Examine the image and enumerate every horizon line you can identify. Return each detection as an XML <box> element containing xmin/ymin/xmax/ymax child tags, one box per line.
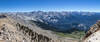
<box><xmin>0</xmin><ymin>10</ymin><xmax>100</xmax><ymax>13</ymax></box>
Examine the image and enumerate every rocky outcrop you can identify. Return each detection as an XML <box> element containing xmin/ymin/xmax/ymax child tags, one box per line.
<box><xmin>0</xmin><ymin>15</ymin><xmax>59</xmax><ymax>42</ymax></box>
<box><xmin>83</xmin><ymin>20</ymin><xmax>100</xmax><ymax>42</ymax></box>
<box><xmin>16</xmin><ymin>23</ymin><xmax>53</xmax><ymax>42</ymax></box>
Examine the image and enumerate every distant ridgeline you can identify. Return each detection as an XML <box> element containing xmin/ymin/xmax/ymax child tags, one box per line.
<box><xmin>7</xmin><ymin>11</ymin><xmax>100</xmax><ymax>32</ymax></box>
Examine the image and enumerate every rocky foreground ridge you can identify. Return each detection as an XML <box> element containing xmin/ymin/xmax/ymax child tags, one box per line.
<box><xmin>0</xmin><ymin>15</ymin><xmax>78</xmax><ymax>42</ymax></box>
<box><xmin>83</xmin><ymin>20</ymin><xmax>100</xmax><ymax>42</ymax></box>
<box><xmin>0</xmin><ymin>15</ymin><xmax>57</xmax><ymax>42</ymax></box>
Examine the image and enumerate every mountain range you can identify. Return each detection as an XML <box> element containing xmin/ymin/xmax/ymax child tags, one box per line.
<box><xmin>6</xmin><ymin>11</ymin><xmax>100</xmax><ymax>32</ymax></box>
<box><xmin>0</xmin><ymin>11</ymin><xmax>100</xmax><ymax>42</ymax></box>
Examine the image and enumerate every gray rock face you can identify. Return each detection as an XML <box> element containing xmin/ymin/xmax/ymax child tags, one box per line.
<box><xmin>0</xmin><ymin>15</ymin><xmax>58</xmax><ymax>42</ymax></box>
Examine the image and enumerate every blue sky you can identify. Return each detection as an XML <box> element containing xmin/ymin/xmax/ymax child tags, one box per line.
<box><xmin>0</xmin><ymin>0</ymin><xmax>100</xmax><ymax>12</ymax></box>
